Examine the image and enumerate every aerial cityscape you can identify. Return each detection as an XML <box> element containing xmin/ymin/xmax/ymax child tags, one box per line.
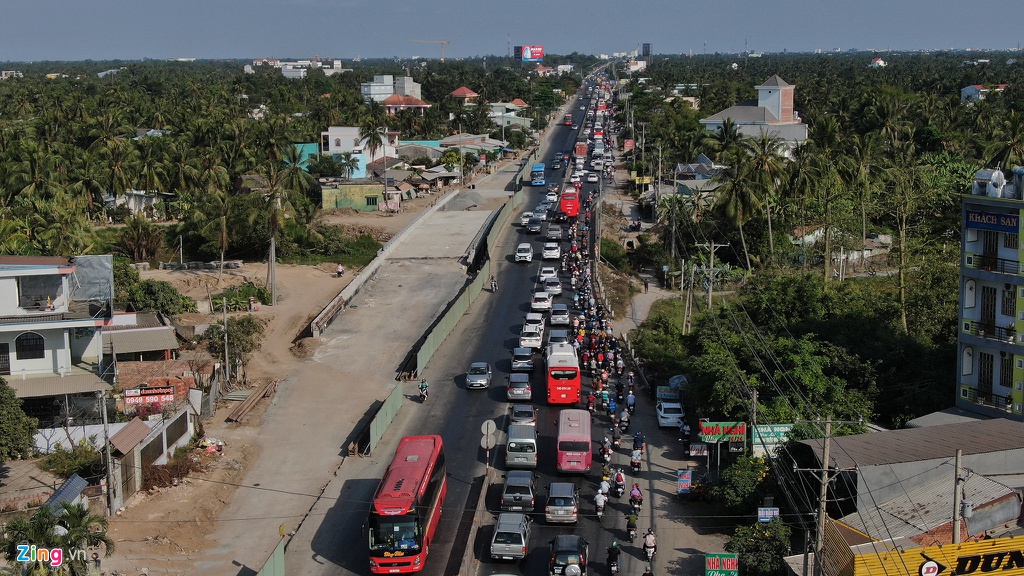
<box><xmin>2</xmin><ymin>4</ymin><xmax>1024</xmax><ymax>576</ymax></box>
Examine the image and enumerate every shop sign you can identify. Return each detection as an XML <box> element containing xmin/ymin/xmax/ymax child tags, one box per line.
<box><xmin>966</xmin><ymin>210</ymin><xmax>1018</xmax><ymax>234</ymax></box>
<box><xmin>700</xmin><ymin>421</ymin><xmax>747</xmax><ymax>443</ymax></box>
<box><xmin>677</xmin><ymin>470</ymin><xmax>692</xmax><ymax>494</ymax></box>
<box><xmin>705</xmin><ymin>553</ymin><xmax>739</xmax><ymax>576</ymax></box>
<box><xmin>853</xmin><ymin>535</ymin><xmax>1024</xmax><ymax>576</ymax></box>
<box><xmin>124</xmin><ymin>385</ymin><xmax>175</xmax><ymax>405</ymax></box>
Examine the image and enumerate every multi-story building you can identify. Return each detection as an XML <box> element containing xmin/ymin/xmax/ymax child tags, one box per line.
<box><xmin>359</xmin><ymin>75</ymin><xmax>422</xmax><ymax>103</ymax></box>
<box><xmin>0</xmin><ymin>256</ymin><xmax>113</xmax><ymax>419</ymax></box>
<box><xmin>957</xmin><ymin>167</ymin><xmax>1024</xmax><ymax>420</ymax></box>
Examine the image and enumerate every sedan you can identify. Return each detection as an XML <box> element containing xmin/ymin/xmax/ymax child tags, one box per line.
<box><xmin>511</xmin><ymin>347</ymin><xmax>535</xmax><ymax>372</ymax></box>
<box><xmin>539</xmin><ymin>267</ymin><xmax>558</xmax><ymax>282</ymax></box>
<box><xmin>466</xmin><ymin>362</ymin><xmax>492</xmax><ymax>389</ymax></box>
<box><xmin>545</xmin><ymin>191</ymin><xmax>559</xmax><ymax>203</ymax></box>
<box><xmin>542</xmin><ymin>243</ymin><xmax>561</xmax><ymax>260</ymax></box>
<box><xmin>569</xmin><ymin>173</ymin><xmax>581</xmax><ymax>184</ymax></box>
<box><xmin>544</xmin><ymin>277</ymin><xmax>563</xmax><ymax>296</ymax></box>
<box><xmin>586</xmin><ymin>173</ymin><xmax>599</xmax><ymax>183</ymax></box>
<box><xmin>519</xmin><ymin>211</ymin><xmax>535</xmax><ymax>227</ymax></box>
<box><xmin>519</xmin><ymin>325</ymin><xmax>543</xmax><ymax>349</ymax></box>
<box><xmin>510</xmin><ymin>404</ymin><xmax>537</xmax><ymax>425</ymax></box>
<box><xmin>530</xmin><ymin>292</ymin><xmax>552</xmax><ymax>312</ymax></box>
<box><xmin>656</xmin><ymin>401</ymin><xmax>686</xmax><ymax>428</ymax></box>
<box><xmin>507</xmin><ymin>374</ymin><xmax>532</xmax><ymax>401</ymax></box>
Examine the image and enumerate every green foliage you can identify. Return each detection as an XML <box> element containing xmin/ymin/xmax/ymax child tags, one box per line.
<box><xmin>0</xmin><ymin>379</ymin><xmax>37</xmax><ymax>464</ymax></box>
<box><xmin>39</xmin><ymin>440</ymin><xmax>104</xmax><ymax>481</ymax></box>
<box><xmin>113</xmin><ymin>257</ymin><xmax>141</xmax><ymax>302</ymax></box>
<box><xmin>712</xmin><ymin>456</ymin><xmax>772</xmax><ymax>512</ymax></box>
<box><xmin>211</xmin><ymin>282</ymin><xmax>273</xmax><ymax>312</ymax></box>
<box><xmin>310</xmin><ymin>227</ymin><xmax>383</xmax><ymax>267</ymax></box>
<box><xmin>0</xmin><ymin>501</ymin><xmax>114</xmax><ymax>573</ymax></box>
<box><xmin>600</xmin><ymin>238</ymin><xmax>630</xmax><ymax>271</ymax></box>
<box><xmin>117</xmin><ymin>214</ymin><xmax>166</xmax><ymax>262</ymax></box>
<box><xmin>206</xmin><ymin>315</ymin><xmax>265</xmax><ymax>375</ymax></box>
<box><xmin>725</xmin><ymin>518</ymin><xmax>792</xmax><ymax>576</ymax></box>
<box><xmin>128</xmin><ymin>279</ymin><xmax>197</xmax><ymax>316</ymax></box>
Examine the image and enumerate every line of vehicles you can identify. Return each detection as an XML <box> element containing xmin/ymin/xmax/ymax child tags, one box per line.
<box><xmin>366</xmin><ymin>78</ymin><xmax>627</xmax><ymax>575</ymax></box>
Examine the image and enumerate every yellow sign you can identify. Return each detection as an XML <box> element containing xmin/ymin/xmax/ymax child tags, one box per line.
<box><xmin>635</xmin><ymin>176</ymin><xmax>652</xmax><ymax>184</ymax></box>
<box><xmin>854</xmin><ymin>536</ymin><xmax>1024</xmax><ymax>576</ymax></box>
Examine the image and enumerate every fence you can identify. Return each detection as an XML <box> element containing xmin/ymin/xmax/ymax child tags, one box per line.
<box><xmin>367</xmin><ymin>384</ymin><xmax>404</xmax><ymax>455</ymax></box>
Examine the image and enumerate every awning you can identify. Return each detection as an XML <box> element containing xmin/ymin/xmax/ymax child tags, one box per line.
<box><xmin>103</xmin><ymin>327</ymin><xmax>179</xmax><ymax>354</ymax></box>
<box><xmin>7</xmin><ymin>374</ymin><xmax>112</xmax><ymax>398</ymax></box>
<box><xmin>110</xmin><ymin>417</ymin><xmax>153</xmax><ymax>455</ymax></box>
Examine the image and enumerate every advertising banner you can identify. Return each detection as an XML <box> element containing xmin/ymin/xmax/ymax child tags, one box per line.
<box><xmin>677</xmin><ymin>470</ymin><xmax>692</xmax><ymax>494</ymax></box>
<box><xmin>966</xmin><ymin>210</ymin><xmax>1018</xmax><ymax>233</ymax></box>
<box><xmin>852</xmin><ymin>535</ymin><xmax>1024</xmax><ymax>576</ymax></box>
<box><xmin>753</xmin><ymin>424</ymin><xmax>793</xmax><ymax>457</ymax></box>
<box><xmin>700</xmin><ymin>421</ymin><xmax>747</xmax><ymax>443</ymax></box>
<box><xmin>124</xmin><ymin>385</ymin><xmax>175</xmax><ymax>405</ymax></box>
<box><xmin>705</xmin><ymin>553</ymin><xmax>739</xmax><ymax>576</ymax></box>
<box><xmin>515</xmin><ymin>45</ymin><xmax>545</xmax><ymax>62</ymax></box>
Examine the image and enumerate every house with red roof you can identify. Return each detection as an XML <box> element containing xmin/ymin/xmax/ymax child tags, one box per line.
<box><xmin>451</xmin><ymin>86</ymin><xmax>479</xmax><ymax>102</ymax></box>
<box><xmin>869</xmin><ymin>57</ymin><xmax>887</xmax><ymax>68</ymax></box>
<box><xmin>382</xmin><ymin>94</ymin><xmax>432</xmax><ymax>116</ymax></box>
<box><xmin>961</xmin><ymin>84</ymin><xmax>1009</xmax><ymax>103</ymax></box>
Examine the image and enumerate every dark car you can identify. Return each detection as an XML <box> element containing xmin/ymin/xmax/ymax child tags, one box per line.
<box><xmin>548</xmin><ymin>534</ymin><xmax>589</xmax><ymax>576</ymax></box>
<box><xmin>552</xmin><ymin>210</ymin><xmax>568</xmax><ymax>223</ymax></box>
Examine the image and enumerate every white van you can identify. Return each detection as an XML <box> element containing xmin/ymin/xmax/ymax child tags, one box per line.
<box><xmin>506</xmin><ymin>423</ymin><xmax>539</xmax><ymax>469</ymax></box>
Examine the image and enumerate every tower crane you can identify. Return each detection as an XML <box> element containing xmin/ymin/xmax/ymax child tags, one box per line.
<box><xmin>409</xmin><ymin>39</ymin><xmax>452</xmax><ymax>63</ymax></box>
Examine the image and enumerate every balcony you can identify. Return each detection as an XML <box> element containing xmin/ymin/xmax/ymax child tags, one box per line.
<box><xmin>965</xmin><ymin>254</ymin><xmax>1020</xmax><ymax>275</ymax></box>
<box><xmin>964</xmin><ymin>320</ymin><xmax>1017</xmax><ymax>343</ymax></box>
<box><xmin>962</xmin><ymin>387</ymin><xmax>1013</xmax><ymax>412</ymax></box>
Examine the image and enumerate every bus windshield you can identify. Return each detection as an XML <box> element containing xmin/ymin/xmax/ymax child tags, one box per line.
<box><xmin>368</xmin><ymin>516</ymin><xmax>422</xmax><ymax>553</ymax></box>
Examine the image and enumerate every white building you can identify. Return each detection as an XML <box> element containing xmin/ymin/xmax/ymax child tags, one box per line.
<box><xmin>961</xmin><ymin>84</ymin><xmax>1009</xmax><ymax>103</ymax></box>
<box><xmin>0</xmin><ymin>255</ymin><xmax>112</xmax><ymax>401</ymax></box>
<box><xmin>360</xmin><ymin>75</ymin><xmax>422</xmax><ymax>103</ymax></box>
<box><xmin>699</xmin><ymin>75</ymin><xmax>808</xmax><ymax>150</ymax></box>
<box><xmin>248</xmin><ymin>58</ymin><xmax>349</xmax><ymax>78</ymax></box>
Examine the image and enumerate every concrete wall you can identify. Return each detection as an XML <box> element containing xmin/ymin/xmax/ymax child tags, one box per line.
<box><xmin>0</xmin><ymin>327</ymin><xmax>70</xmax><ymax>375</ymax></box>
<box><xmin>322</xmin><ymin>183</ymin><xmax>385</xmax><ymax>211</ymax></box>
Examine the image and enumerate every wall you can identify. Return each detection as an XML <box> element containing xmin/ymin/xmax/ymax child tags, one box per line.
<box><xmin>0</xmin><ymin>326</ymin><xmax>68</xmax><ymax>375</ymax></box>
<box><xmin>322</xmin><ymin>183</ymin><xmax>385</xmax><ymax>211</ymax></box>
<box><xmin>70</xmin><ymin>327</ymin><xmax>101</xmax><ymax>364</ymax></box>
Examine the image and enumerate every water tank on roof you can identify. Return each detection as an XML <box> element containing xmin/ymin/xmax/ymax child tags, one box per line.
<box><xmin>988</xmin><ymin>170</ymin><xmax>1006</xmax><ymax>197</ymax></box>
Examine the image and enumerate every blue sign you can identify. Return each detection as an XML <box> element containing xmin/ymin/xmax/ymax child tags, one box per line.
<box><xmin>966</xmin><ymin>210</ymin><xmax>1019</xmax><ymax>234</ymax></box>
<box><xmin>677</xmin><ymin>470</ymin><xmax>692</xmax><ymax>494</ymax></box>
<box><xmin>758</xmin><ymin>507</ymin><xmax>780</xmax><ymax>522</ymax></box>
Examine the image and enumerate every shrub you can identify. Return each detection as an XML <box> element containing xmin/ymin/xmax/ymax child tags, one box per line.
<box><xmin>40</xmin><ymin>441</ymin><xmax>104</xmax><ymax>482</ymax></box>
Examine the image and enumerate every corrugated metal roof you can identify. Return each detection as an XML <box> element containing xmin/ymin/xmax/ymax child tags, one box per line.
<box><xmin>798</xmin><ymin>419</ymin><xmax>1024</xmax><ymax>468</ymax></box>
<box><xmin>110</xmin><ymin>417</ymin><xmax>153</xmax><ymax>455</ymax></box>
<box><xmin>906</xmin><ymin>407</ymin><xmax>991</xmax><ymax>428</ymax></box>
<box><xmin>837</xmin><ymin>462</ymin><xmax>1016</xmax><ymax>539</ymax></box>
<box><xmin>44</xmin><ymin>473</ymin><xmax>88</xmax><ymax>510</ymax></box>
<box><xmin>7</xmin><ymin>374</ymin><xmax>111</xmax><ymax>398</ymax></box>
<box><xmin>104</xmin><ymin>327</ymin><xmax>179</xmax><ymax>354</ymax></box>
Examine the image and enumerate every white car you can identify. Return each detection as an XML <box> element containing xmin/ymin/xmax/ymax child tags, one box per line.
<box><xmin>519</xmin><ymin>211</ymin><xmax>534</xmax><ymax>226</ymax></box>
<box><xmin>542</xmin><ymin>243</ymin><xmax>561</xmax><ymax>260</ymax></box>
<box><xmin>569</xmin><ymin>173</ymin><xmax>581</xmax><ymax>184</ymax></box>
<box><xmin>544</xmin><ymin>277</ymin><xmax>562</xmax><ymax>296</ymax></box>
<box><xmin>539</xmin><ymin>267</ymin><xmax>558</xmax><ymax>282</ymax></box>
<box><xmin>546</xmin><ymin>191</ymin><xmax>559</xmax><ymax>203</ymax></box>
<box><xmin>524</xmin><ymin>312</ymin><xmax>545</xmax><ymax>330</ymax></box>
<box><xmin>519</xmin><ymin>324</ymin><xmax>543</xmax><ymax>349</ymax></box>
<box><xmin>549</xmin><ymin>304</ymin><xmax>571</xmax><ymax>325</ymax></box>
<box><xmin>656</xmin><ymin>402</ymin><xmax>685</xmax><ymax>428</ymax></box>
<box><xmin>530</xmin><ymin>291</ymin><xmax>552</xmax><ymax>312</ymax></box>
<box><xmin>515</xmin><ymin>243</ymin><xmax>533</xmax><ymax>263</ymax></box>
<box><xmin>586</xmin><ymin>173</ymin><xmax>599</xmax><ymax>183</ymax></box>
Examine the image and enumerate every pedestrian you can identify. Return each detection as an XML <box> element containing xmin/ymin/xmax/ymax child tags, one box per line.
<box><xmin>643</xmin><ymin>278</ymin><xmax>649</xmax><ymax>293</ymax></box>
<box><xmin>336</xmin><ymin>264</ymin><xmax>345</xmax><ymax>277</ymax></box>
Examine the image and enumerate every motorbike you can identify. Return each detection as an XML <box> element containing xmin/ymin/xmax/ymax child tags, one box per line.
<box><xmin>613</xmin><ymin>480</ymin><xmax>625</xmax><ymax>498</ymax></box>
<box><xmin>587</xmin><ymin>399</ymin><xmax>596</xmax><ymax>415</ymax></box>
<box><xmin>609</xmin><ymin>558</ymin><xmax>619</xmax><ymax>573</ymax></box>
<box><xmin>602</xmin><ymin>449</ymin><xmax>613</xmax><ymax>464</ymax></box>
<box><xmin>630</xmin><ymin>459</ymin><xmax>641</xmax><ymax>475</ymax></box>
<box><xmin>596</xmin><ymin>502</ymin><xmax>605</xmax><ymax>522</ymax></box>
<box><xmin>619</xmin><ymin>418</ymin><xmax>630</xmax><ymax>433</ymax></box>
<box><xmin>612</xmin><ymin>435</ymin><xmax>621</xmax><ymax>449</ymax></box>
<box><xmin>627</xmin><ymin>525</ymin><xmax>637</xmax><ymax>542</ymax></box>
<box><xmin>644</xmin><ymin>543</ymin><xmax>656</xmax><ymax>560</ymax></box>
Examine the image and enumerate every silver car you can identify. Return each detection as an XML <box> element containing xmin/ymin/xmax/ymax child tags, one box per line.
<box><xmin>507</xmin><ymin>373</ymin><xmax>532</xmax><ymax>401</ymax></box>
<box><xmin>466</xmin><ymin>362</ymin><xmax>492</xmax><ymax>389</ymax></box>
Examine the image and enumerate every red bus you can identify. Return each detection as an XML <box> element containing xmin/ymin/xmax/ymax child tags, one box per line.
<box><xmin>546</xmin><ymin>343</ymin><xmax>582</xmax><ymax>405</ymax></box>
<box><xmin>368</xmin><ymin>435</ymin><xmax>447</xmax><ymax>574</ymax></box>
<box><xmin>564</xmin><ymin>113</ymin><xmax>573</xmax><ymax>126</ymax></box>
<box><xmin>559</xmin><ymin>191</ymin><xmax>580</xmax><ymax>218</ymax></box>
<box><xmin>556</xmin><ymin>409</ymin><xmax>593</xmax><ymax>473</ymax></box>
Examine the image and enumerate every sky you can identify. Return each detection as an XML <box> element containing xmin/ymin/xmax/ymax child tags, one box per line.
<box><xmin>2</xmin><ymin>0</ymin><xmax>1021</xmax><ymax>62</ymax></box>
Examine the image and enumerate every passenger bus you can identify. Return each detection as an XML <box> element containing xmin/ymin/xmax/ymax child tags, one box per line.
<box><xmin>559</xmin><ymin>191</ymin><xmax>580</xmax><ymax>218</ymax></box>
<box><xmin>556</xmin><ymin>409</ymin><xmax>593</xmax><ymax>473</ymax></box>
<box><xmin>546</xmin><ymin>343</ymin><xmax>582</xmax><ymax>405</ymax></box>
<box><xmin>564</xmin><ymin>113</ymin><xmax>573</xmax><ymax>126</ymax></box>
<box><xmin>531</xmin><ymin>163</ymin><xmax>546</xmax><ymax>186</ymax></box>
<box><xmin>367</xmin><ymin>435</ymin><xmax>447</xmax><ymax>573</ymax></box>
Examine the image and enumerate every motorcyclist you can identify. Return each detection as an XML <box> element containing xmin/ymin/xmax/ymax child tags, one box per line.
<box><xmin>490</xmin><ymin>276</ymin><xmax>497</xmax><ymax>291</ymax></box>
<box><xmin>626</xmin><ymin>391</ymin><xmax>636</xmax><ymax>412</ymax></box>
<box><xmin>630</xmin><ymin>483</ymin><xmax>643</xmax><ymax>505</ymax></box>
<box><xmin>594</xmin><ymin>490</ymin><xmax>608</xmax><ymax>512</ymax></box>
<box><xmin>614</xmin><ymin>467</ymin><xmax>627</xmax><ymax>487</ymax></box>
<box><xmin>418</xmin><ymin>378</ymin><xmax>429</xmax><ymax>398</ymax></box>
<box><xmin>643</xmin><ymin>528</ymin><xmax>658</xmax><ymax>557</ymax></box>
<box><xmin>607</xmin><ymin>542</ymin><xmax>620</xmax><ymax>565</ymax></box>
<box><xmin>611</xmin><ymin>424</ymin><xmax>622</xmax><ymax>444</ymax></box>
<box><xmin>625</xmin><ymin>512</ymin><xmax>639</xmax><ymax>533</ymax></box>
<box><xmin>619</xmin><ymin>409</ymin><xmax>630</xmax><ymax>428</ymax></box>
<box><xmin>630</xmin><ymin>448</ymin><xmax>642</xmax><ymax>467</ymax></box>
<box><xmin>599</xmin><ymin>478</ymin><xmax>611</xmax><ymax>496</ymax></box>
<box><xmin>642</xmin><ymin>566</ymin><xmax>654</xmax><ymax>576</ymax></box>
<box><xmin>633</xmin><ymin>431</ymin><xmax>646</xmax><ymax>452</ymax></box>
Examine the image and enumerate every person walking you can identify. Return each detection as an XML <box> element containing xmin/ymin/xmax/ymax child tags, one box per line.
<box><xmin>643</xmin><ymin>277</ymin><xmax>649</xmax><ymax>293</ymax></box>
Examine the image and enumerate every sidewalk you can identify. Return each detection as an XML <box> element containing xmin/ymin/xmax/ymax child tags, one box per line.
<box><xmin>597</xmin><ymin>145</ymin><xmax>730</xmax><ymax>576</ymax></box>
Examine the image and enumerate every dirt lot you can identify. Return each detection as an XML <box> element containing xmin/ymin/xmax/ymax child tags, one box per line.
<box><xmin>105</xmin><ymin>196</ymin><xmax>443</xmax><ymax>574</ymax></box>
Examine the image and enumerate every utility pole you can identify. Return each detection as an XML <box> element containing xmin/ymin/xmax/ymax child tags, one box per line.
<box><xmin>696</xmin><ymin>242</ymin><xmax>728</xmax><ymax>309</ymax></box>
<box><xmin>953</xmin><ymin>448</ymin><xmax>963</xmax><ymax>543</ymax></box>
<box><xmin>223</xmin><ymin>297</ymin><xmax>229</xmax><ymax>388</ymax></box>
<box><xmin>683</xmin><ymin>262</ymin><xmax>696</xmax><ymax>334</ymax></box>
<box><xmin>100</xmin><ymin>390</ymin><xmax>115</xmax><ymax>516</ymax></box>
<box><xmin>269</xmin><ymin>235</ymin><xmax>277</xmax><ymax>306</ymax></box>
<box><xmin>816</xmin><ymin>419</ymin><xmax>831</xmax><ymax>576</ymax></box>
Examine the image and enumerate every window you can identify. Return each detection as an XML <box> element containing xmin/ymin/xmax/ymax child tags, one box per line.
<box><xmin>1001</xmin><ymin>354</ymin><xmax>1014</xmax><ymax>388</ymax></box>
<box><xmin>334</xmin><ymin>138</ymin><xmax>341</xmax><ymax>147</ymax></box>
<box><xmin>15</xmin><ymin>332</ymin><xmax>44</xmax><ymax>360</ymax></box>
<box><xmin>1006</xmin><ymin>233</ymin><xmax>1019</xmax><ymax>249</ymax></box>
<box><xmin>365</xmin><ymin>196</ymin><xmax>378</xmax><ymax>207</ymax></box>
<box><xmin>1003</xmin><ymin>288</ymin><xmax>1017</xmax><ymax>317</ymax></box>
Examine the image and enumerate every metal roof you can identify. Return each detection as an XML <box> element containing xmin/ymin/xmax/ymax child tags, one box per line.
<box><xmin>798</xmin><ymin>419</ymin><xmax>1024</xmax><ymax>469</ymax></box>
<box><xmin>837</xmin><ymin>462</ymin><xmax>1016</xmax><ymax>539</ymax></box>
<box><xmin>0</xmin><ymin>255</ymin><xmax>72</xmax><ymax>267</ymax></box>
<box><xmin>7</xmin><ymin>373</ymin><xmax>111</xmax><ymax>398</ymax></box>
<box><xmin>701</xmin><ymin>105</ymin><xmax>780</xmax><ymax>124</ymax></box>
<box><xmin>103</xmin><ymin>327</ymin><xmax>179</xmax><ymax>354</ymax></box>
<box><xmin>110</xmin><ymin>417</ymin><xmax>154</xmax><ymax>455</ymax></box>
<box><xmin>905</xmin><ymin>407</ymin><xmax>991</xmax><ymax>428</ymax></box>
<box><xmin>757</xmin><ymin>75</ymin><xmax>792</xmax><ymax>88</ymax></box>
<box><xmin>44</xmin><ymin>473</ymin><xmax>88</xmax><ymax>511</ymax></box>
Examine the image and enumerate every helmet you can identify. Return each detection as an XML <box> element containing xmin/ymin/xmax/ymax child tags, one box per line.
<box><xmin>612</xmin><ymin>542</ymin><xmax>618</xmax><ymax>547</ymax></box>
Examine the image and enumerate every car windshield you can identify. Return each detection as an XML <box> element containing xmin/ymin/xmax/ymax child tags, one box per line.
<box><xmin>510</xmin><ymin>381</ymin><xmax>529</xmax><ymax>389</ymax></box>
<box><xmin>470</xmin><ymin>366</ymin><xmax>488</xmax><ymax>375</ymax></box>
<box><xmin>513</xmin><ymin>408</ymin><xmax>533</xmax><ymax>419</ymax></box>
<box><xmin>549</xmin><ymin>497</ymin><xmax>573</xmax><ymax>506</ymax></box>
<box><xmin>507</xmin><ymin>442</ymin><xmax>535</xmax><ymax>453</ymax></box>
<box><xmin>550</xmin><ymin>370</ymin><xmax>578</xmax><ymax>380</ymax></box>
<box><xmin>505</xmin><ymin>485</ymin><xmax>531</xmax><ymax>495</ymax></box>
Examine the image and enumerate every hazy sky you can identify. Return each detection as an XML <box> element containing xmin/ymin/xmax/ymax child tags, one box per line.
<box><xmin>2</xmin><ymin>0</ymin><xmax>1021</xmax><ymax>62</ymax></box>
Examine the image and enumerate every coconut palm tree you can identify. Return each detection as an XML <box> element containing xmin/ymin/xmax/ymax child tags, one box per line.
<box><xmin>704</xmin><ymin>118</ymin><xmax>744</xmax><ymax>161</ymax></box>
<box><xmin>745</xmin><ymin>132</ymin><xmax>786</xmax><ymax>265</ymax></box>
<box><xmin>842</xmin><ymin>132</ymin><xmax>883</xmax><ymax>265</ymax></box>
<box><xmin>712</xmin><ymin>145</ymin><xmax>758</xmax><ymax>270</ymax></box>
<box><xmin>985</xmin><ymin>110</ymin><xmax>1024</xmax><ymax>168</ymax></box>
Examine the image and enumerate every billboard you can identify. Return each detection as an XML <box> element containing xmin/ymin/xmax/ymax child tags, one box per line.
<box><xmin>515</xmin><ymin>45</ymin><xmax>545</xmax><ymax>62</ymax></box>
<box><xmin>699</xmin><ymin>421</ymin><xmax>747</xmax><ymax>443</ymax></box>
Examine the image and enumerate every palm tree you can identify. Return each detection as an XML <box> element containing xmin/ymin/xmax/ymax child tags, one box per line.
<box><xmin>0</xmin><ymin>208</ymin><xmax>29</xmax><ymax>255</ymax></box>
<box><xmin>118</xmin><ymin>213</ymin><xmax>165</xmax><ymax>262</ymax></box>
<box><xmin>842</xmin><ymin>132</ymin><xmax>883</xmax><ymax>265</ymax></box>
<box><xmin>359</xmin><ymin>121</ymin><xmax>385</xmax><ymax>164</ymax></box>
<box><xmin>0</xmin><ymin>501</ymin><xmax>113</xmax><ymax>576</ymax></box>
<box><xmin>704</xmin><ymin>118</ymin><xmax>743</xmax><ymax>161</ymax></box>
<box><xmin>745</xmin><ymin>132</ymin><xmax>786</xmax><ymax>265</ymax></box>
<box><xmin>985</xmin><ymin>110</ymin><xmax>1024</xmax><ymax>168</ymax></box>
<box><xmin>335</xmin><ymin>152</ymin><xmax>360</xmax><ymax>180</ymax></box>
<box><xmin>712</xmin><ymin>145</ymin><xmax>759</xmax><ymax>270</ymax></box>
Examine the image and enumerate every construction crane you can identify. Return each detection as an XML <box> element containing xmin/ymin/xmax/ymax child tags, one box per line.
<box><xmin>410</xmin><ymin>39</ymin><xmax>452</xmax><ymax>63</ymax></box>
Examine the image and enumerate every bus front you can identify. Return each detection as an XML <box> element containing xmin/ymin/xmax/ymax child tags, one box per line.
<box><xmin>531</xmin><ymin>163</ymin><xmax>546</xmax><ymax>186</ymax></box>
<box><xmin>368</xmin><ymin>507</ymin><xmax>427</xmax><ymax>573</ymax></box>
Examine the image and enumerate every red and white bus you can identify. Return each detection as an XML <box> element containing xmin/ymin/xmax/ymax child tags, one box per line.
<box><xmin>564</xmin><ymin>113</ymin><xmax>573</xmax><ymax>126</ymax></box>
<box><xmin>559</xmin><ymin>190</ymin><xmax>580</xmax><ymax>218</ymax></box>
<box><xmin>556</xmin><ymin>408</ymin><xmax>593</xmax><ymax>473</ymax></box>
<box><xmin>368</xmin><ymin>435</ymin><xmax>448</xmax><ymax>574</ymax></box>
<box><xmin>546</xmin><ymin>343</ymin><xmax>581</xmax><ymax>405</ymax></box>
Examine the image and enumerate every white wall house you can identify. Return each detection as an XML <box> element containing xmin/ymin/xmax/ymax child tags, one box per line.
<box><xmin>699</xmin><ymin>75</ymin><xmax>808</xmax><ymax>151</ymax></box>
